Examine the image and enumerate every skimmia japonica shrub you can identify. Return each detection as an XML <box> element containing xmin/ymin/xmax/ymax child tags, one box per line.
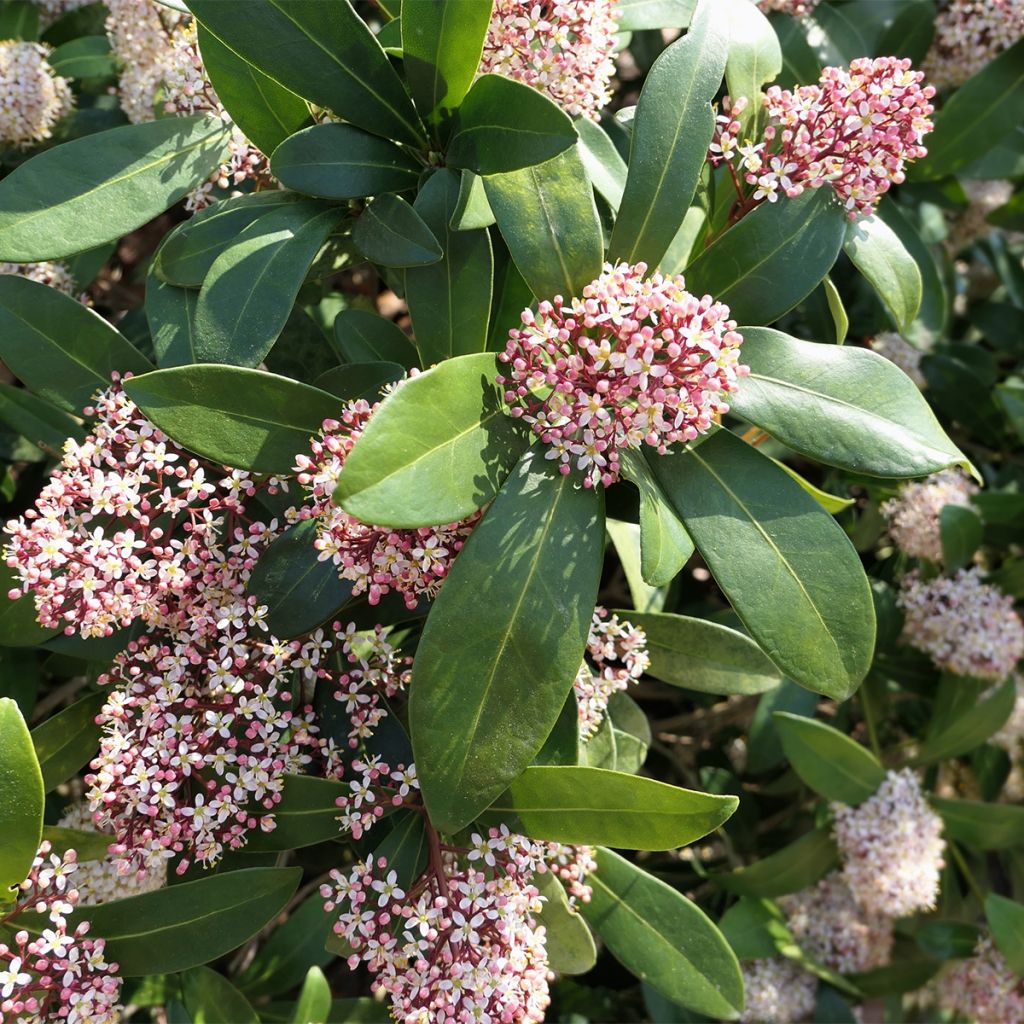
<box><xmin>0</xmin><ymin>0</ymin><xmax>1023</xmax><ymax>1022</ymax></box>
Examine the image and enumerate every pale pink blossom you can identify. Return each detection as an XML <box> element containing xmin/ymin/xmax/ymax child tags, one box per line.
<box><xmin>882</xmin><ymin>470</ymin><xmax>978</xmax><ymax>563</ymax></box>
<box><xmin>0</xmin><ymin>41</ymin><xmax>73</xmax><ymax>146</ymax></box>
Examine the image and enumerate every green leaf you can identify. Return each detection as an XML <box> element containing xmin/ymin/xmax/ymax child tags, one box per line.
<box><xmin>768</xmin><ymin>10</ymin><xmax>821</xmax><ymax>88</ymax></box>
<box><xmin>410</xmin><ymin>452</ymin><xmax>604</xmax><ymax>833</ymax></box>
<box><xmin>940</xmin><ymin>504</ymin><xmax>983</xmax><ymax>571</ymax></box>
<box><xmin>575</xmin><ymin>119</ymin><xmax>627</xmax><ymax>212</ymax></box>
<box><xmin>533</xmin><ymin>691</ymin><xmax>580</xmax><ymax>768</ymax></box>
<box><xmin>646</xmin><ymin>430</ymin><xmax>875</xmax><ymax>699</ymax></box>
<box><xmin>352</xmin><ymin>194</ymin><xmax>442</xmax><ymax>268</ymax></box>
<box><xmin>915</xmin><ymin>920</ymin><xmax>981</xmax><ymax>960</ymax></box>
<box><xmin>932</xmin><ymin>796</ymin><xmax>1024</xmax><ymax>851</ymax></box>
<box><xmin>371</xmin><ymin>811</ymin><xmax>428</xmax><ymax>889</ymax></box>
<box><xmin>182</xmin><ymin>967</ymin><xmax>258</xmax><ymax>1024</ymax></box>
<box><xmin>486</xmin><ymin>238</ymin><xmax>534</xmax><ymax>351</ymax></box>
<box><xmin>913</xmin><ymin>676</ymin><xmax>1016</xmax><ymax>766</ymax></box>
<box><xmin>0</xmin><ymin>274</ymin><xmax>153</xmax><ymax>413</ymax></box>
<box><xmin>716</xmin><ymin>828</ymin><xmax>839</xmax><ymax>898</ymax></box>
<box><xmin>406</xmin><ymin>170</ymin><xmax>493</xmax><ymax>364</ymax></box>
<box><xmin>607</xmin><ymin>519</ymin><xmax>665</xmax><ymax>613</ymax></box>
<box><xmin>609</xmin><ymin>0</ymin><xmax>728</xmax><ymax>269</ymax></box>
<box><xmin>156</xmin><ymin>191</ymin><xmax>306</xmax><ymax>288</ymax></box>
<box><xmin>823</xmin><ymin>276</ymin><xmax>848</xmax><ymax>344</ymax></box>
<box><xmin>447</xmin><ymin>74</ymin><xmax>576</xmax><ymax>176</ymax></box>
<box><xmin>196</xmin><ymin>24</ymin><xmax>311</xmax><ymax>155</ymax></box>
<box><xmin>775</xmin><ymin>460</ymin><xmax>854</xmax><ymax>515</ymax></box>
<box><xmin>334</xmin><ymin>352</ymin><xmax>527</xmax><ymax>528</ymax></box>
<box><xmin>616</xmin><ymin>0</ymin><xmax>696</xmax><ymax>30</ymax></box>
<box><xmin>122</xmin><ymin>366</ymin><xmax>340</xmax><ymax>476</ymax></box>
<box><xmin>876</xmin><ymin>0</ymin><xmax>936</xmax><ymax>64</ymax></box>
<box><xmin>332</xmin><ymin>310</ymin><xmax>417</xmax><ymax>369</ymax></box>
<box><xmin>486</xmin><ymin>765</ymin><xmax>736</xmax><ymax>850</ymax></box>
<box><xmin>534</xmin><ymin>870</ymin><xmax>597</xmax><ymax>975</ymax></box>
<box><xmin>843</xmin><ymin>214</ymin><xmax>922</xmax><ymax>333</ymax></box>
<box><xmin>683</xmin><ymin>188</ymin><xmax>847</xmax><ymax>325</ymax></box>
<box><xmin>187</xmin><ymin>0</ymin><xmax>424</xmax><ymax>147</ymax></box>
<box><xmin>0</xmin><ymin>0</ymin><xmax>39</xmax><ymax>40</ymax></box>
<box><xmin>30</xmin><ymin>691</ymin><xmax>106</xmax><ymax>792</ymax></box>
<box><xmin>996</xmin><ymin>380</ymin><xmax>1024</xmax><ymax>440</ymax></box>
<box><xmin>271</xmin><ymin>123</ymin><xmax>421</xmax><ymax>200</ymax></box>
<box><xmin>401</xmin><ymin>0</ymin><xmax>492</xmax><ymax>122</ymax></box>
<box><xmin>48</xmin><ymin>35</ymin><xmax>113</xmax><ymax>78</ymax></box>
<box><xmin>581</xmin><ymin>848</ymin><xmax>744</xmax><ymax>1020</ymax></box>
<box><xmin>289</xmin><ymin>967</ymin><xmax>331</xmax><ymax>1024</ymax></box>
<box><xmin>914</xmin><ymin>37</ymin><xmax>1024</xmax><ymax>180</ymax></box>
<box><xmin>42</xmin><ymin>826</ymin><xmax>111</xmax><ymax>862</ymax></box>
<box><xmin>0</xmin><ymin>115</ymin><xmax>230</xmax><ymax>261</ymax></box>
<box><xmin>146</xmin><ymin>273</ymin><xmax>199</xmax><ymax>375</ymax></box>
<box><xmin>624</xmin><ymin>610</ymin><xmax>783</xmax><ymax>696</ymax></box>
<box><xmin>194</xmin><ymin>202</ymin><xmax>345</xmax><ymax>367</ymax></box>
<box><xmin>450</xmin><ymin>170</ymin><xmax>495</xmax><ymax>230</ymax></box>
<box><xmin>0</xmin><ymin>564</ymin><xmax>59</xmax><ymax>648</ymax></box>
<box><xmin>721</xmin><ymin>0</ymin><xmax>781</xmax><ymax>136</ymax></box>
<box><xmin>0</xmin><ymin>381</ymin><xmax>86</xmax><ymax>451</ymax></box>
<box><xmin>985</xmin><ymin>894</ymin><xmax>1024</xmax><ymax>977</ymax></box>
<box><xmin>0</xmin><ymin>698</ymin><xmax>44</xmax><ymax>902</ymax></box>
<box><xmin>314</xmin><ymin>362</ymin><xmax>405</xmax><ymax>403</ymax></box>
<box><xmin>729</xmin><ymin>327</ymin><xmax>970</xmax><ymax>478</ymax></box>
<box><xmin>242</xmin><ymin>774</ymin><xmax>348</xmax><ymax>852</ymax></box>
<box><xmin>773</xmin><ymin>712</ymin><xmax>886</xmax><ymax>804</ymax></box>
<box><xmin>484</xmin><ymin>146</ymin><xmax>604</xmax><ymax>300</ymax></box>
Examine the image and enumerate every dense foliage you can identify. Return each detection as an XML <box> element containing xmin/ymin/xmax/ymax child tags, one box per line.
<box><xmin>0</xmin><ymin>0</ymin><xmax>1023</xmax><ymax>1022</ymax></box>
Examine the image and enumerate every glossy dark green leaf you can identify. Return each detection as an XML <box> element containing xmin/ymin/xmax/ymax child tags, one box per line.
<box><xmin>371</xmin><ymin>811</ymin><xmax>428</xmax><ymax>889</ymax></box>
<box><xmin>616</xmin><ymin>0</ymin><xmax>695</xmax><ymax>29</ymax></box>
<box><xmin>848</xmin><ymin>959</ymin><xmax>941</xmax><ymax>999</ymax></box>
<box><xmin>123</xmin><ymin>366</ymin><xmax>340</xmax><ymax>475</ymax></box>
<box><xmin>196</xmin><ymin>24</ymin><xmax>311</xmax><ymax>155</ymax></box>
<box><xmin>352</xmin><ymin>195</ymin><xmax>441</xmax><ymax>268</ymax></box>
<box><xmin>0</xmin><ymin>564</ymin><xmax>58</xmax><ymax>648</ymax></box>
<box><xmin>915</xmin><ymin>920</ymin><xmax>981</xmax><ymax>960</ymax></box>
<box><xmin>774</xmin><ymin>712</ymin><xmax>885</xmax><ymax>804</ymax></box>
<box><xmin>194</xmin><ymin>202</ymin><xmax>345</xmax><ymax>366</ymax></box>
<box><xmin>48</xmin><ymin>35</ymin><xmax>113</xmax><ymax>77</ymax></box>
<box><xmin>985</xmin><ymin>894</ymin><xmax>1024</xmax><ymax>976</ymax></box>
<box><xmin>0</xmin><ymin>115</ymin><xmax>230</xmax><ymax>261</ymax></box>
<box><xmin>0</xmin><ymin>381</ymin><xmax>85</xmax><ymax>451</ymax></box>
<box><xmin>533</xmin><ymin>691</ymin><xmax>580</xmax><ymax>768</ymax></box>
<box><xmin>940</xmin><ymin>504</ymin><xmax>983</xmax><ymax>571</ymax></box>
<box><xmin>486</xmin><ymin>238</ymin><xmax>534</xmax><ymax>351</ymax></box>
<box><xmin>187</xmin><ymin>0</ymin><xmax>424</xmax><ymax>146</ymax></box>
<box><xmin>0</xmin><ymin>274</ymin><xmax>153</xmax><ymax>413</ymax></box>
<box><xmin>484</xmin><ymin>146</ymin><xmax>603</xmax><ymax>300</ymax></box>
<box><xmin>486</xmin><ymin>765</ymin><xmax>736</xmax><ymax>849</ymax></box>
<box><xmin>447</xmin><ymin>74</ymin><xmax>576</xmax><ymax>175</ymax></box>
<box><xmin>876</xmin><ymin>0</ymin><xmax>936</xmax><ymax>64</ymax></box>
<box><xmin>410</xmin><ymin>452</ymin><xmax>604</xmax><ymax>832</ymax></box>
<box><xmin>581</xmin><ymin>848</ymin><xmax>744</xmax><ymax>1020</ymax></box>
<box><xmin>625</xmin><ymin>610</ymin><xmax>783</xmax><ymax>696</ymax></box>
<box><xmin>0</xmin><ymin>0</ymin><xmax>39</xmax><ymax>40</ymax></box>
<box><xmin>332</xmin><ymin>310</ymin><xmax>417</xmax><ymax>369</ymax></box>
<box><xmin>933</xmin><ymin>796</ymin><xmax>1024</xmax><ymax>850</ymax></box>
<box><xmin>41</xmin><ymin>826</ymin><xmax>111</xmax><ymax>862</ymax></box>
<box><xmin>609</xmin><ymin>0</ymin><xmax>728</xmax><ymax>269</ymax></box>
<box><xmin>575</xmin><ymin>118</ymin><xmax>627</xmax><ymax>212</ymax></box>
<box><xmin>182</xmin><ymin>967</ymin><xmax>258</xmax><ymax>1024</ymax></box>
<box><xmin>156</xmin><ymin>191</ymin><xmax>306</xmax><ymax>288</ymax></box>
<box><xmin>314</xmin><ymin>362</ymin><xmax>405</xmax><ymax>403</ymax></box>
<box><xmin>30</xmin><ymin>691</ymin><xmax>106</xmax><ymax>792</ymax></box>
<box><xmin>913</xmin><ymin>677</ymin><xmax>1016</xmax><ymax>766</ymax></box>
<box><xmin>246</xmin><ymin>521</ymin><xmax>354</xmax><ymax>639</ymax></box>
<box><xmin>146</xmin><ymin>269</ymin><xmax>199</xmax><ymax>368</ymax></box>
<box><xmin>768</xmin><ymin>10</ymin><xmax>820</xmax><ymax>88</ymax></box>
<box><xmin>271</xmin><ymin>123</ymin><xmax>421</xmax><ymax>200</ymax></box>
<box><xmin>684</xmin><ymin>188</ymin><xmax>846</xmax><ymax>325</ymax></box>
<box><xmin>289</xmin><ymin>967</ymin><xmax>331</xmax><ymax>1024</ymax></box>
<box><xmin>401</xmin><ymin>0</ymin><xmax>492</xmax><ymax>122</ymax></box>
<box><xmin>716</xmin><ymin>828</ymin><xmax>838</xmax><ymax>898</ymax></box>
<box><xmin>0</xmin><ymin>698</ymin><xmax>43</xmax><ymax>902</ymax></box>
<box><xmin>406</xmin><ymin>170</ymin><xmax>493</xmax><ymax>364</ymax></box>
<box><xmin>729</xmin><ymin>328</ymin><xmax>970</xmax><ymax>478</ymax></box>
<box><xmin>844</xmin><ymin>214</ymin><xmax>922</xmax><ymax>333</ymax></box>
<box><xmin>721</xmin><ymin>0</ymin><xmax>780</xmax><ymax>136</ymax></box>
<box><xmin>647</xmin><ymin>430</ymin><xmax>875</xmax><ymax>699</ymax></box>
<box><xmin>334</xmin><ymin>352</ymin><xmax>528</xmax><ymax>528</ymax></box>
<box><xmin>535</xmin><ymin>870</ymin><xmax>597</xmax><ymax>975</ymax></box>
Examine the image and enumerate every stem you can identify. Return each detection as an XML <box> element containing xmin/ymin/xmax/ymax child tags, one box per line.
<box><xmin>949</xmin><ymin>840</ymin><xmax>985</xmax><ymax>907</ymax></box>
<box><xmin>859</xmin><ymin>682</ymin><xmax>882</xmax><ymax>761</ymax></box>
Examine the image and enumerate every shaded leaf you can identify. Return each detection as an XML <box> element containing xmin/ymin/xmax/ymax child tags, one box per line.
<box><xmin>0</xmin><ymin>698</ymin><xmax>43</xmax><ymax>901</ymax></box>
<box><xmin>30</xmin><ymin>691</ymin><xmax>106</xmax><ymax>792</ymax></box>
<box><xmin>353</xmin><ymin>194</ymin><xmax>441</xmax><ymax>268</ymax></box>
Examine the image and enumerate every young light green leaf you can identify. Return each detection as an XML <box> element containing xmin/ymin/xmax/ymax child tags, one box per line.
<box><xmin>289</xmin><ymin>967</ymin><xmax>331</xmax><ymax>1024</ymax></box>
<box><xmin>774</xmin><ymin>460</ymin><xmax>854</xmax><ymax>515</ymax></box>
<box><xmin>332</xmin><ymin>310</ymin><xmax>417</xmax><ymax>369</ymax></box>
<box><xmin>822</xmin><ymin>275</ymin><xmax>848</xmax><ymax>343</ymax></box>
<box><xmin>0</xmin><ymin>698</ymin><xmax>44</xmax><ymax>902</ymax></box>
<box><xmin>0</xmin><ymin>115</ymin><xmax>230</xmax><ymax>261</ymax></box>
<box><xmin>606</xmin><ymin>519</ymin><xmax>665</xmax><ymax>613</ymax></box>
<box><xmin>844</xmin><ymin>214</ymin><xmax>922</xmax><ymax>333</ymax></box>
<box><xmin>352</xmin><ymin>194</ymin><xmax>442</xmax><ymax>268</ymax></box>
<box><xmin>985</xmin><ymin>894</ymin><xmax>1024</xmax><ymax>976</ymax></box>
<box><xmin>182</xmin><ymin>967</ymin><xmax>259</xmax><ymax>1024</ymax></box>
<box><xmin>334</xmin><ymin>352</ymin><xmax>528</xmax><ymax>528</ymax></box>
<box><xmin>581</xmin><ymin>849</ymin><xmax>744</xmax><ymax>1019</ymax></box>
<box><xmin>534</xmin><ymin>870</ymin><xmax>597</xmax><ymax>975</ymax></box>
<box><xmin>616</xmin><ymin>0</ymin><xmax>696</xmax><ymax>30</ymax></box>
<box><xmin>450</xmin><ymin>170</ymin><xmax>495</xmax><ymax>230</ymax></box>
<box><xmin>410</xmin><ymin>452</ymin><xmax>604</xmax><ymax>833</ymax></box>
<box><xmin>609</xmin><ymin>0</ymin><xmax>728</xmax><ymax>269</ymax></box>
<box><xmin>30</xmin><ymin>691</ymin><xmax>106</xmax><ymax>792</ymax></box>
<box><xmin>716</xmin><ymin>828</ymin><xmax>839</xmax><ymax>898</ymax></box>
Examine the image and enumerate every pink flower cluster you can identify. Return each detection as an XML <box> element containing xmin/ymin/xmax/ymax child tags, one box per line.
<box><xmin>480</xmin><ymin>0</ymin><xmax>619</xmax><ymax>119</ymax></box>
<box><xmin>897</xmin><ymin>567</ymin><xmax>1024</xmax><ymax>681</ymax></box>
<box><xmin>882</xmin><ymin>470</ymin><xmax>978</xmax><ymax>564</ymax></box>
<box><xmin>0</xmin><ymin>41</ymin><xmax>74</xmax><ymax>146</ymax></box>
<box><xmin>739</xmin><ymin>957</ymin><xmax>816</xmax><ymax>1024</ymax></box>
<box><xmin>497</xmin><ymin>262</ymin><xmax>747</xmax><ymax>488</ymax></box>
<box><xmin>0</xmin><ymin>843</ymin><xmax>121</xmax><ymax>1024</ymax></box>
<box><xmin>292</xmin><ymin>400</ymin><xmax>479</xmax><ymax>609</ymax></box>
<box><xmin>0</xmin><ymin>260</ymin><xmax>77</xmax><ymax>296</ymax></box>
<box><xmin>924</xmin><ymin>0</ymin><xmax>1024</xmax><ymax>91</ymax></box>
<box><xmin>710</xmin><ymin>57</ymin><xmax>935</xmax><ymax>218</ymax></box>
<box><xmin>934</xmin><ymin>933</ymin><xmax>1024</xmax><ymax>1021</ymax></box>
<box><xmin>574</xmin><ymin>607</ymin><xmax>649</xmax><ymax>739</ymax></box>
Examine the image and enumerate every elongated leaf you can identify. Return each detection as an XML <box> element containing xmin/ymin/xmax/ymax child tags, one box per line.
<box><xmin>314</xmin><ymin>362</ymin><xmax>404</xmax><ymax>403</ymax></box>
<box><xmin>932</xmin><ymin>796</ymin><xmax>1024</xmax><ymax>850</ymax></box>
<box><xmin>0</xmin><ymin>116</ymin><xmax>230</xmax><ymax>261</ymax></box>
<box><xmin>774</xmin><ymin>712</ymin><xmax>885</xmax><ymax>804</ymax></box>
<box><xmin>156</xmin><ymin>191</ymin><xmax>306</xmax><ymax>288</ymax></box>
<box><xmin>535</xmin><ymin>870</ymin><xmax>597</xmax><ymax>975</ymax></box>
<box><xmin>581</xmin><ymin>848</ymin><xmax>744</xmax><ymax>1019</ymax></box>
<box><xmin>607</xmin><ymin>519</ymin><xmax>665</xmax><ymax>614</ymax></box>
<box><xmin>487</xmin><ymin>238</ymin><xmax>534</xmax><ymax>351</ymax></box>
<box><xmin>123</xmin><ymin>366</ymin><xmax>340</xmax><ymax>475</ymax></box>
<box><xmin>447</xmin><ymin>74</ymin><xmax>576</xmax><ymax>175</ymax></box>
<box><xmin>0</xmin><ymin>275</ymin><xmax>153</xmax><ymax>413</ymax></box>
<box><xmin>271</xmin><ymin>123</ymin><xmax>421</xmax><ymax>200</ymax></box>
<box><xmin>42</xmin><ymin>826</ymin><xmax>111</xmax><ymax>862</ymax></box>
<box><xmin>194</xmin><ymin>202</ymin><xmax>344</xmax><ymax>366</ymax></box>
<box><xmin>484</xmin><ymin>146</ymin><xmax>603</xmax><ymax>300</ymax></box>
<box><xmin>290</xmin><ymin>967</ymin><xmax>331</xmax><ymax>1024</ymax></box>
<box><xmin>616</xmin><ymin>0</ymin><xmax>696</xmax><ymax>30</ymax></box>
<box><xmin>48</xmin><ymin>35</ymin><xmax>113</xmax><ymax>78</ymax></box>
<box><xmin>401</xmin><ymin>0</ymin><xmax>492</xmax><ymax>122</ymax></box>
<box><xmin>684</xmin><ymin>188</ymin><xmax>846</xmax><ymax>325</ymax></box>
<box><xmin>913</xmin><ymin>677</ymin><xmax>1016</xmax><ymax>766</ymax></box>
<box><xmin>406</xmin><ymin>170</ymin><xmax>493</xmax><ymax>364</ymax></box>
<box><xmin>244</xmin><ymin>775</ymin><xmax>347</xmax><ymax>852</ymax></box>
<box><xmin>776</xmin><ymin>460</ymin><xmax>853</xmax><ymax>515</ymax></box>
<box><xmin>844</xmin><ymin>214</ymin><xmax>922</xmax><ymax>333</ymax></box>
<box><xmin>332</xmin><ymin>310</ymin><xmax>417</xmax><ymax>369</ymax></box>
<box><xmin>486</xmin><ymin>765</ymin><xmax>736</xmax><ymax>849</ymax></box>
<box><xmin>575</xmin><ymin>119</ymin><xmax>627</xmax><ymax>212</ymax></box>
<box><xmin>451</xmin><ymin>170</ymin><xmax>495</xmax><ymax>230</ymax></box>
<box><xmin>371</xmin><ymin>811</ymin><xmax>428</xmax><ymax>889</ymax></box>
<box><xmin>30</xmin><ymin>691</ymin><xmax>106</xmax><ymax>792</ymax></box>
<box><xmin>729</xmin><ymin>328</ymin><xmax>970</xmax><ymax>478</ymax></box>
<box><xmin>196</xmin><ymin>24</ymin><xmax>311</xmax><ymax>155</ymax></box>
<box><xmin>0</xmin><ymin>698</ymin><xmax>44</xmax><ymax>901</ymax></box>
<box><xmin>410</xmin><ymin>452</ymin><xmax>604</xmax><ymax>832</ymax></box>
<box><xmin>335</xmin><ymin>353</ymin><xmax>527</xmax><ymax>527</ymax></box>
<box><xmin>0</xmin><ymin>564</ymin><xmax>58</xmax><ymax>647</ymax></box>
<box><xmin>623</xmin><ymin>611</ymin><xmax>783</xmax><ymax>696</ymax></box>
<box><xmin>609</xmin><ymin>0</ymin><xmax>728</xmax><ymax>269</ymax></box>
<box><xmin>352</xmin><ymin>194</ymin><xmax>441</xmax><ymax>268</ymax></box>
<box><xmin>0</xmin><ymin>381</ymin><xmax>85</xmax><ymax>451</ymax></box>
<box><xmin>716</xmin><ymin>828</ymin><xmax>838</xmax><ymax>898</ymax></box>
<box><xmin>146</xmin><ymin>269</ymin><xmax>199</xmax><ymax>368</ymax></box>
<box><xmin>722</xmin><ymin>0</ymin><xmax>781</xmax><ymax>136</ymax></box>
<box><xmin>985</xmin><ymin>894</ymin><xmax>1024</xmax><ymax>976</ymax></box>
<box><xmin>940</xmin><ymin>504</ymin><xmax>983</xmax><ymax>571</ymax></box>
<box><xmin>647</xmin><ymin>430</ymin><xmax>875</xmax><ymax>699</ymax></box>
<box><xmin>183</xmin><ymin>967</ymin><xmax>258</xmax><ymax>1024</ymax></box>
<box><xmin>188</xmin><ymin>0</ymin><xmax>424</xmax><ymax>146</ymax></box>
